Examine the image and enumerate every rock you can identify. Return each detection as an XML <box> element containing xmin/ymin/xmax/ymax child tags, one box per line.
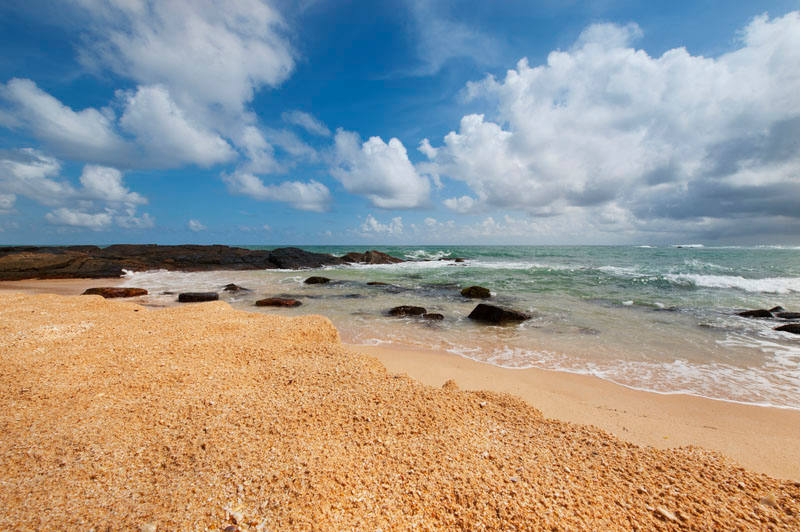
<box><xmin>468</xmin><ymin>304</ymin><xmax>531</xmax><ymax>324</ymax></box>
<box><xmin>255</xmin><ymin>298</ymin><xmax>302</xmax><ymax>308</ymax></box>
<box><xmin>367</xmin><ymin>281</ymin><xmax>390</xmax><ymax>286</ymax></box>
<box><xmin>776</xmin><ymin>312</ymin><xmax>800</xmax><ymax>319</ymax></box>
<box><xmin>442</xmin><ymin>379</ymin><xmax>459</xmax><ymax>390</ymax></box>
<box><xmin>422</xmin><ymin>313</ymin><xmax>444</xmax><ymax>321</ymax></box>
<box><xmin>304</xmin><ymin>276</ymin><xmax>331</xmax><ymax>285</ymax></box>
<box><xmin>774</xmin><ymin>324</ymin><xmax>800</xmax><ymax>335</ymax></box>
<box><xmin>82</xmin><ymin>287</ymin><xmax>148</xmax><ymax>298</ymax></box>
<box><xmin>388</xmin><ymin>305</ymin><xmax>427</xmax><ymax>317</ymax></box>
<box><xmin>460</xmin><ymin>286</ymin><xmax>491</xmax><ymax>298</ymax></box>
<box><xmin>177</xmin><ymin>292</ymin><xmax>219</xmax><ymax>303</ymax></box>
<box><xmin>770</xmin><ymin>306</ymin><xmax>785</xmax><ymax>312</ymax></box>
<box><xmin>223</xmin><ymin>283</ymin><xmax>250</xmax><ymax>292</ymax></box>
<box><xmin>760</xmin><ymin>493</ymin><xmax>778</xmax><ymax>507</ymax></box>
<box><xmin>655</xmin><ymin>507</ymin><xmax>677</xmax><ymax>522</ymax></box>
<box><xmin>454</xmin><ymin>258</ymin><xmax>466</xmax><ymax>263</ymax></box>
<box><xmin>342</xmin><ymin>250</ymin><xmax>404</xmax><ymax>264</ymax></box>
<box><xmin>737</xmin><ymin>309</ymin><xmax>773</xmax><ymax>318</ymax></box>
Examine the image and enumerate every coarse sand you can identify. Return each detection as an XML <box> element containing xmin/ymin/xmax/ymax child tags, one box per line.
<box><xmin>1</xmin><ymin>292</ymin><xmax>798</xmax><ymax>531</ymax></box>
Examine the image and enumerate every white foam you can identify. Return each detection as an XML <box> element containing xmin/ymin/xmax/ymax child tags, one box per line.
<box><xmin>666</xmin><ymin>273</ymin><xmax>800</xmax><ymax>294</ymax></box>
<box><xmin>672</xmin><ymin>244</ymin><xmax>704</xmax><ymax>248</ymax></box>
<box><xmin>403</xmin><ymin>249</ymin><xmax>452</xmax><ymax>260</ymax></box>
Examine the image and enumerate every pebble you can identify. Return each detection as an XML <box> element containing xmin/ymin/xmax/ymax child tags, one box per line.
<box><xmin>655</xmin><ymin>506</ymin><xmax>677</xmax><ymax>522</ymax></box>
<box><xmin>760</xmin><ymin>493</ymin><xmax>778</xmax><ymax>507</ymax></box>
<box><xmin>140</xmin><ymin>523</ymin><xmax>157</xmax><ymax>532</ymax></box>
<box><xmin>479</xmin><ymin>401</ymin><xmax>487</xmax><ymax>408</ymax></box>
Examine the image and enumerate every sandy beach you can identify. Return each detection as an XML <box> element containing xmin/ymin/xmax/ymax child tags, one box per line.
<box><xmin>1</xmin><ymin>289</ymin><xmax>799</xmax><ymax>531</ymax></box>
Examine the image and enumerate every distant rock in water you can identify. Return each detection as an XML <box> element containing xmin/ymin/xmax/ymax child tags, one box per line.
<box><xmin>776</xmin><ymin>312</ymin><xmax>800</xmax><ymax>319</ymax></box>
<box><xmin>223</xmin><ymin>283</ymin><xmax>250</xmax><ymax>292</ymax></box>
<box><xmin>82</xmin><ymin>287</ymin><xmax>148</xmax><ymax>298</ymax></box>
<box><xmin>256</xmin><ymin>297</ymin><xmax>301</xmax><ymax>308</ymax></box>
<box><xmin>304</xmin><ymin>276</ymin><xmax>331</xmax><ymax>285</ymax></box>
<box><xmin>367</xmin><ymin>281</ymin><xmax>390</xmax><ymax>286</ymax></box>
<box><xmin>737</xmin><ymin>309</ymin><xmax>773</xmax><ymax>318</ymax></box>
<box><xmin>422</xmin><ymin>313</ymin><xmax>444</xmax><ymax>321</ymax></box>
<box><xmin>177</xmin><ymin>292</ymin><xmax>219</xmax><ymax>303</ymax></box>
<box><xmin>468</xmin><ymin>304</ymin><xmax>531</xmax><ymax>324</ymax></box>
<box><xmin>343</xmin><ymin>250</ymin><xmax>404</xmax><ymax>265</ymax></box>
<box><xmin>774</xmin><ymin>323</ymin><xmax>800</xmax><ymax>335</ymax></box>
<box><xmin>769</xmin><ymin>306</ymin><xmax>785</xmax><ymax>313</ymax></box>
<box><xmin>388</xmin><ymin>305</ymin><xmax>427</xmax><ymax>317</ymax></box>
<box><xmin>461</xmin><ymin>286</ymin><xmax>491</xmax><ymax>298</ymax></box>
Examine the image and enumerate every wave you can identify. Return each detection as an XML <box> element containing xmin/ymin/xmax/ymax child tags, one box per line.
<box><xmin>672</xmin><ymin>244</ymin><xmax>704</xmax><ymax>248</ymax></box>
<box><xmin>665</xmin><ymin>273</ymin><xmax>800</xmax><ymax>294</ymax></box>
<box><xmin>403</xmin><ymin>249</ymin><xmax>451</xmax><ymax>260</ymax></box>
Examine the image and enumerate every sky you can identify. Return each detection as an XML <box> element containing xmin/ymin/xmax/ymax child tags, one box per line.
<box><xmin>0</xmin><ymin>0</ymin><xmax>799</xmax><ymax>246</ymax></box>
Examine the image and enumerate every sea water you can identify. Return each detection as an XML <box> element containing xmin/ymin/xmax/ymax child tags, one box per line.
<box><xmin>119</xmin><ymin>245</ymin><xmax>800</xmax><ymax>409</ymax></box>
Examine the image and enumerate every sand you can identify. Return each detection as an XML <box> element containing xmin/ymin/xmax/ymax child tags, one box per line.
<box><xmin>1</xmin><ymin>292</ymin><xmax>799</xmax><ymax>531</ymax></box>
<box><xmin>0</xmin><ymin>277</ymin><xmax>122</xmax><ymax>296</ymax></box>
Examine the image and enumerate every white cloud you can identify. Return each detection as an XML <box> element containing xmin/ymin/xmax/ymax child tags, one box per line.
<box><xmin>282</xmin><ymin>110</ymin><xmax>331</xmax><ymax>137</ymax></box>
<box><xmin>45</xmin><ymin>207</ymin><xmax>113</xmax><ymax>230</ymax></box>
<box><xmin>118</xmin><ymin>85</ymin><xmax>236</xmax><ymax>167</ymax></box>
<box><xmin>423</xmin><ymin>12</ymin><xmax>800</xmax><ymax>234</ymax></box>
<box><xmin>0</xmin><ymin>148</ymin><xmax>74</xmax><ymax>205</ymax></box>
<box><xmin>116</xmin><ymin>210</ymin><xmax>155</xmax><ymax>229</ymax></box>
<box><xmin>0</xmin><ymin>193</ymin><xmax>15</xmax><ymax>214</ymax></box>
<box><xmin>187</xmin><ymin>219</ymin><xmax>207</xmax><ymax>232</ymax></box>
<box><xmin>79</xmin><ymin>165</ymin><xmax>146</xmax><ymax>204</ymax></box>
<box><xmin>223</xmin><ymin>172</ymin><xmax>331</xmax><ymax>212</ymax></box>
<box><xmin>360</xmin><ymin>214</ymin><xmax>404</xmax><ymax>235</ymax></box>
<box><xmin>331</xmin><ymin>129</ymin><xmax>431</xmax><ymax>209</ymax></box>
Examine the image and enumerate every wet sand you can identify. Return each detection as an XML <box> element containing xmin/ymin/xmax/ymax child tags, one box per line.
<box><xmin>1</xmin><ymin>291</ymin><xmax>799</xmax><ymax>531</ymax></box>
<box><xmin>0</xmin><ymin>277</ymin><xmax>122</xmax><ymax>295</ymax></box>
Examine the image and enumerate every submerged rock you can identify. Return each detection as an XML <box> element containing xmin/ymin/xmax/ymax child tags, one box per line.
<box><xmin>177</xmin><ymin>292</ymin><xmax>219</xmax><ymax>303</ymax></box>
<box><xmin>776</xmin><ymin>312</ymin><xmax>800</xmax><ymax>319</ymax></box>
<box><xmin>256</xmin><ymin>297</ymin><xmax>301</xmax><ymax>308</ymax></box>
<box><xmin>774</xmin><ymin>324</ymin><xmax>800</xmax><ymax>335</ymax></box>
<box><xmin>82</xmin><ymin>287</ymin><xmax>148</xmax><ymax>298</ymax></box>
<box><xmin>468</xmin><ymin>303</ymin><xmax>531</xmax><ymax>324</ymax></box>
<box><xmin>342</xmin><ymin>250</ymin><xmax>404</xmax><ymax>264</ymax></box>
<box><xmin>460</xmin><ymin>286</ymin><xmax>491</xmax><ymax>298</ymax></box>
<box><xmin>388</xmin><ymin>305</ymin><xmax>427</xmax><ymax>317</ymax></box>
<box><xmin>737</xmin><ymin>309</ymin><xmax>773</xmax><ymax>318</ymax></box>
<box><xmin>770</xmin><ymin>306</ymin><xmax>785</xmax><ymax>313</ymax></box>
<box><xmin>367</xmin><ymin>281</ymin><xmax>390</xmax><ymax>286</ymax></box>
<box><xmin>422</xmin><ymin>313</ymin><xmax>444</xmax><ymax>321</ymax></box>
<box><xmin>223</xmin><ymin>283</ymin><xmax>250</xmax><ymax>292</ymax></box>
<box><xmin>304</xmin><ymin>276</ymin><xmax>331</xmax><ymax>285</ymax></box>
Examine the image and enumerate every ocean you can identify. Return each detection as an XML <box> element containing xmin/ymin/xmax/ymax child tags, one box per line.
<box><xmin>118</xmin><ymin>245</ymin><xmax>800</xmax><ymax>410</ymax></box>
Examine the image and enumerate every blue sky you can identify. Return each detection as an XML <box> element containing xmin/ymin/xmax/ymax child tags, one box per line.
<box><xmin>1</xmin><ymin>0</ymin><xmax>799</xmax><ymax>245</ymax></box>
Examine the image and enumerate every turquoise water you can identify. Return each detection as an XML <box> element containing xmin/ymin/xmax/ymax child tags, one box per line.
<box><xmin>119</xmin><ymin>245</ymin><xmax>800</xmax><ymax>409</ymax></box>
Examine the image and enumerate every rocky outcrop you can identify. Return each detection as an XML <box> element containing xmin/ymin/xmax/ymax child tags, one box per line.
<box><xmin>388</xmin><ymin>305</ymin><xmax>427</xmax><ymax>317</ymax></box>
<box><xmin>256</xmin><ymin>298</ymin><xmax>302</xmax><ymax>308</ymax></box>
<box><xmin>304</xmin><ymin>276</ymin><xmax>331</xmax><ymax>285</ymax></box>
<box><xmin>461</xmin><ymin>286</ymin><xmax>491</xmax><ymax>298</ymax></box>
<box><xmin>342</xmin><ymin>250</ymin><xmax>404</xmax><ymax>265</ymax></box>
<box><xmin>774</xmin><ymin>324</ymin><xmax>800</xmax><ymax>335</ymax></box>
<box><xmin>737</xmin><ymin>309</ymin><xmax>774</xmax><ymax>318</ymax></box>
<box><xmin>0</xmin><ymin>245</ymin><xmax>349</xmax><ymax>281</ymax></box>
<box><xmin>468</xmin><ymin>304</ymin><xmax>531</xmax><ymax>324</ymax></box>
<box><xmin>223</xmin><ymin>283</ymin><xmax>250</xmax><ymax>292</ymax></box>
<box><xmin>177</xmin><ymin>292</ymin><xmax>219</xmax><ymax>303</ymax></box>
<box><xmin>776</xmin><ymin>312</ymin><xmax>800</xmax><ymax>319</ymax></box>
<box><xmin>82</xmin><ymin>287</ymin><xmax>148</xmax><ymax>298</ymax></box>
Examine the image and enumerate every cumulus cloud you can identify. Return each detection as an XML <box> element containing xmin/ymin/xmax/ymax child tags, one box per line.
<box><xmin>0</xmin><ymin>193</ymin><xmax>15</xmax><ymax>214</ymax></box>
<box><xmin>0</xmin><ymin>148</ymin><xmax>71</xmax><ymax>205</ymax></box>
<box><xmin>331</xmin><ymin>129</ymin><xmax>431</xmax><ymax>209</ymax></box>
<box><xmin>424</xmin><ymin>12</ymin><xmax>800</xmax><ymax>236</ymax></box>
<box><xmin>79</xmin><ymin>165</ymin><xmax>146</xmax><ymax>204</ymax></box>
<box><xmin>45</xmin><ymin>208</ymin><xmax>113</xmax><ymax>230</ymax></box>
<box><xmin>282</xmin><ymin>110</ymin><xmax>331</xmax><ymax>137</ymax></box>
<box><xmin>223</xmin><ymin>172</ymin><xmax>331</xmax><ymax>212</ymax></box>
<box><xmin>187</xmin><ymin>219</ymin><xmax>207</xmax><ymax>232</ymax></box>
<box><xmin>360</xmin><ymin>214</ymin><xmax>404</xmax><ymax>235</ymax></box>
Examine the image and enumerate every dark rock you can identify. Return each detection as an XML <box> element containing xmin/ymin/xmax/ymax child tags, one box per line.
<box><xmin>266</xmin><ymin>247</ymin><xmax>347</xmax><ymax>269</ymax></box>
<box><xmin>454</xmin><ymin>258</ymin><xmax>466</xmax><ymax>263</ymax></box>
<box><xmin>367</xmin><ymin>281</ymin><xmax>390</xmax><ymax>286</ymax></box>
<box><xmin>388</xmin><ymin>305</ymin><xmax>427</xmax><ymax>317</ymax></box>
<box><xmin>422</xmin><ymin>313</ymin><xmax>444</xmax><ymax>320</ymax></box>
<box><xmin>776</xmin><ymin>312</ymin><xmax>800</xmax><ymax>319</ymax></box>
<box><xmin>774</xmin><ymin>324</ymin><xmax>800</xmax><ymax>335</ymax></box>
<box><xmin>256</xmin><ymin>297</ymin><xmax>301</xmax><ymax>308</ymax></box>
<box><xmin>177</xmin><ymin>292</ymin><xmax>219</xmax><ymax>303</ymax></box>
<box><xmin>82</xmin><ymin>287</ymin><xmax>148</xmax><ymax>298</ymax></box>
<box><xmin>737</xmin><ymin>309</ymin><xmax>773</xmax><ymax>318</ymax></box>
<box><xmin>461</xmin><ymin>286</ymin><xmax>491</xmax><ymax>298</ymax></box>
<box><xmin>468</xmin><ymin>304</ymin><xmax>531</xmax><ymax>324</ymax></box>
<box><xmin>304</xmin><ymin>276</ymin><xmax>331</xmax><ymax>285</ymax></box>
<box><xmin>223</xmin><ymin>283</ymin><xmax>250</xmax><ymax>292</ymax></box>
<box><xmin>439</xmin><ymin>257</ymin><xmax>466</xmax><ymax>263</ymax></box>
<box><xmin>342</xmin><ymin>250</ymin><xmax>404</xmax><ymax>265</ymax></box>
<box><xmin>770</xmin><ymin>306</ymin><xmax>785</xmax><ymax>313</ymax></box>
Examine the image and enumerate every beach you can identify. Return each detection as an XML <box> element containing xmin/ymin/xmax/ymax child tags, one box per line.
<box><xmin>1</xmin><ymin>288</ymin><xmax>799</xmax><ymax>531</ymax></box>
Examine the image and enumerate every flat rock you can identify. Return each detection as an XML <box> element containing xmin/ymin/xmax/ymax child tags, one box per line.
<box><xmin>255</xmin><ymin>298</ymin><xmax>302</xmax><ymax>308</ymax></box>
<box><xmin>82</xmin><ymin>287</ymin><xmax>148</xmax><ymax>298</ymax></box>
<box><xmin>737</xmin><ymin>309</ymin><xmax>773</xmax><ymax>318</ymax></box>
<box><xmin>461</xmin><ymin>286</ymin><xmax>491</xmax><ymax>298</ymax></box>
<box><xmin>468</xmin><ymin>303</ymin><xmax>531</xmax><ymax>324</ymax></box>
<box><xmin>177</xmin><ymin>292</ymin><xmax>219</xmax><ymax>303</ymax></box>
<box><xmin>776</xmin><ymin>312</ymin><xmax>800</xmax><ymax>319</ymax></box>
<box><xmin>388</xmin><ymin>305</ymin><xmax>427</xmax><ymax>317</ymax></box>
<box><xmin>422</xmin><ymin>313</ymin><xmax>444</xmax><ymax>320</ymax></box>
<box><xmin>304</xmin><ymin>276</ymin><xmax>331</xmax><ymax>285</ymax></box>
<box><xmin>775</xmin><ymin>324</ymin><xmax>800</xmax><ymax>335</ymax></box>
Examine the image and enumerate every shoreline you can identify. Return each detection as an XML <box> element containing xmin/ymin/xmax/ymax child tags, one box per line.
<box><xmin>2</xmin><ymin>278</ymin><xmax>799</xmax><ymax>481</ymax></box>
